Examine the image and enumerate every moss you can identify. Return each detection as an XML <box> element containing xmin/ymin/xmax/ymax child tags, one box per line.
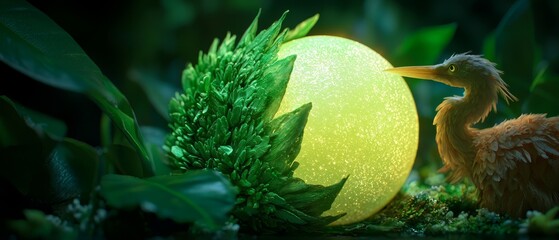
<box><xmin>330</xmin><ymin>172</ymin><xmax>524</xmax><ymax>237</ymax></box>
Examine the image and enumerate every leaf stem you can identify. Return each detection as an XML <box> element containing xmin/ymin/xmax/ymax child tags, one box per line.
<box><xmin>100</xmin><ymin>113</ymin><xmax>111</xmax><ymax>148</ymax></box>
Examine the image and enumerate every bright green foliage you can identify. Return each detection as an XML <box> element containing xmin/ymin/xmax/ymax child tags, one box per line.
<box><xmin>164</xmin><ymin>12</ymin><xmax>347</xmax><ymax>231</ymax></box>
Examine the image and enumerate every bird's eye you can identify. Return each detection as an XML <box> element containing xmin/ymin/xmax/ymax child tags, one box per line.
<box><xmin>448</xmin><ymin>64</ymin><xmax>456</xmax><ymax>72</ymax></box>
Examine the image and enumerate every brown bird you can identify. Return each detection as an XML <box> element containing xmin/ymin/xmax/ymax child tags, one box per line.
<box><xmin>386</xmin><ymin>53</ymin><xmax>559</xmax><ymax>217</ymax></box>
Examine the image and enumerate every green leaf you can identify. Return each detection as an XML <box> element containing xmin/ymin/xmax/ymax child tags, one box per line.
<box><xmin>31</xmin><ymin>138</ymin><xmax>99</xmax><ymax>202</ymax></box>
<box><xmin>280</xmin><ymin>177</ymin><xmax>348</xmax><ymax>217</ymax></box>
<box><xmin>0</xmin><ymin>96</ymin><xmax>98</xmax><ymax>203</ymax></box>
<box><xmin>100</xmin><ymin>170</ymin><xmax>236</xmax><ymax>230</ymax></box>
<box><xmin>259</xmin><ymin>55</ymin><xmax>296</xmax><ymax>122</ymax></box>
<box><xmin>394</xmin><ymin>23</ymin><xmax>457</xmax><ymax>66</ymax></box>
<box><xmin>494</xmin><ymin>0</ymin><xmax>537</xmax><ymax>105</ymax></box>
<box><xmin>275</xmin><ymin>208</ymin><xmax>307</xmax><ymax>224</ymax></box>
<box><xmin>104</xmin><ymin>144</ymin><xmax>144</xmax><ymax>178</ymax></box>
<box><xmin>0</xmin><ymin>0</ymin><xmax>95</xmax><ymax>92</ymax></box>
<box><xmin>0</xmin><ymin>0</ymin><xmax>151</xmax><ymax>174</ymax></box>
<box><xmin>265</xmin><ymin>103</ymin><xmax>311</xmax><ymax>176</ymax></box>
<box><xmin>529</xmin><ymin>63</ymin><xmax>549</xmax><ymax>92</ymax></box>
<box><xmin>10</xmin><ymin>102</ymin><xmax>67</xmax><ymax>141</ymax></box>
<box><xmin>0</xmin><ymin>96</ymin><xmax>41</xmax><ymax>148</ymax></box>
<box><xmin>482</xmin><ymin>32</ymin><xmax>496</xmax><ymax>62</ymax></box>
<box><xmin>525</xmin><ymin>70</ymin><xmax>559</xmax><ymax>116</ymax></box>
<box><xmin>1</xmin><ymin>97</ymin><xmax>46</xmax><ymax>195</ymax></box>
<box><xmin>129</xmin><ymin>68</ymin><xmax>178</xmax><ymax>121</ymax></box>
<box><xmin>284</xmin><ymin>14</ymin><xmax>319</xmax><ymax>43</ymax></box>
<box><xmin>141</xmin><ymin>126</ymin><xmax>171</xmax><ymax>176</ymax></box>
<box><xmin>238</xmin><ymin>10</ymin><xmax>260</xmax><ymax>48</ymax></box>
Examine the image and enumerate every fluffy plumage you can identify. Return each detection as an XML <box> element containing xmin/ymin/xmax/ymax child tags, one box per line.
<box><xmin>387</xmin><ymin>53</ymin><xmax>559</xmax><ymax>217</ymax></box>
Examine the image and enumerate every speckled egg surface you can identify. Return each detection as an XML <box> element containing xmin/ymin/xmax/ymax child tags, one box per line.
<box><xmin>276</xmin><ymin>35</ymin><xmax>419</xmax><ymax>225</ymax></box>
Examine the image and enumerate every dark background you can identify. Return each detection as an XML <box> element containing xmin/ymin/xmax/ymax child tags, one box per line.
<box><xmin>2</xmin><ymin>0</ymin><xmax>558</xmax><ymax>174</ymax></box>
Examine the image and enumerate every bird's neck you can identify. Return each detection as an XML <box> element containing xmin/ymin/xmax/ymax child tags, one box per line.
<box><xmin>434</xmin><ymin>83</ymin><xmax>499</xmax><ymax>182</ymax></box>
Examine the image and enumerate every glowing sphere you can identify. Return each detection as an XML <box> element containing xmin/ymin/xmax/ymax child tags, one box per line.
<box><xmin>276</xmin><ymin>36</ymin><xmax>419</xmax><ymax>225</ymax></box>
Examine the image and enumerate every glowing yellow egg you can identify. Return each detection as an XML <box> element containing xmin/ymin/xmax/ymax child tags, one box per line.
<box><xmin>276</xmin><ymin>36</ymin><xmax>419</xmax><ymax>225</ymax></box>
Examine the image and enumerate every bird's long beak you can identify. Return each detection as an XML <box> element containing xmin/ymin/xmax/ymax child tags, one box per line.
<box><xmin>384</xmin><ymin>65</ymin><xmax>439</xmax><ymax>81</ymax></box>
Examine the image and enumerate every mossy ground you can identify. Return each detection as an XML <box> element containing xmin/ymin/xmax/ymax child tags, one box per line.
<box><xmin>320</xmin><ymin>169</ymin><xmax>559</xmax><ymax>238</ymax></box>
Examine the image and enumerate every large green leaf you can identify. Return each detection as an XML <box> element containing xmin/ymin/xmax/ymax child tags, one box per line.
<box><xmin>0</xmin><ymin>0</ymin><xmax>151</xmax><ymax>175</ymax></box>
<box><xmin>100</xmin><ymin>170</ymin><xmax>236</xmax><ymax>230</ymax></box>
<box><xmin>493</xmin><ymin>0</ymin><xmax>537</xmax><ymax>109</ymax></box>
<box><xmin>0</xmin><ymin>96</ymin><xmax>98</xmax><ymax>203</ymax></box>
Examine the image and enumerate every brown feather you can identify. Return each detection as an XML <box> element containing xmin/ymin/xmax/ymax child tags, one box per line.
<box><xmin>473</xmin><ymin>114</ymin><xmax>559</xmax><ymax>217</ymax></box>
<box><xmin>388</xmin><ymin>53</ymin><xmax>559</xmax><ymax>217</ymax></box>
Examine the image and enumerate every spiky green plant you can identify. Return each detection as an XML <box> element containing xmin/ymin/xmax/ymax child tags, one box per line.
<box><xmin>164</xmin><ymin>12</ymin><xmax>347</xmax><ymax>232</ymax></box>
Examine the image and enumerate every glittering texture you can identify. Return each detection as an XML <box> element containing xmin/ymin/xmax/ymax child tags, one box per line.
<box><xmin>277</xmin><ymin>36</ymin><xmax>419</xmax><ymax>225</ymax></box>
<box><xmin>164</xmin><ymin>14</ymin><xmax>349</xmax><ymax>232</ymax></box>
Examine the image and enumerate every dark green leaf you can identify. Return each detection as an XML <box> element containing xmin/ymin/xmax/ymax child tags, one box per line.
<box><xmin>1</xmin><ymin>98</ymin><xmax>46</xmax><ymax>196</ymax></box>
<box><xmin>275</xmin><ymin>208</ymin><xmax>306</xmax><ymax>224</ymax></box>
<box><xmin>0</xmin><ymin>96</ymin><xmax>40</xmax><ymax>148</ymax></box>
<box><xmin>104</xmin><ymin>144</ymin><xmax>144</xmax><ymax>178</ymax></box>
<box><xmin>0</xmin><ymin>96</ymin><xmax>98</xmax><ymax>203</ymax></box>
<box><xmin>259</xmin><ymin>55</ymin><xmax>296</xmax><ymax>121</ymax></box>
<box><xmin>141</xmin><ymin>126</ymin><xmax>171</xmax><ymax>176</ymax></box>
<box><xmin>524</xmin><ymin>70</ymin><xmax>559</xmax><ymax>116</ymax></box>
<box><xmin>265</xmin><ymin>103</ymin><xmax>311</xmax><ymax>175</ymax></box>
<box><xmin>129</xmin><ymin>69</ymin><xmax>178</xmax><ymax>121</ymax></box>
<box><xmin>284</xmin><ymin>14</ymin><xmax>319</xmax><ymax>43</ymax></box>
<box><xmin>100</xmin><ymin>170</ymin><xmax>236</xmax><ymax>229</ymax></box>
<box><xmin>9</xmin><ymin>100</ymin><xmax>67</xmax><ymax>141</ymax></box>
<box><xmin>106</xmin><ymin>124</ymin><xmax>156</xmax><ymax>178</ymax></box>
<box><xmin>0</xmin><ymin>0</ymin><xmax>151</xmax><ymax>174</ymax></box>
<box><xmin>529</xmin><ymin>63</ymin><xmax>549</xmax><ymax>92</ymax></box>
<box><xmin>394</xmin><ymin>23</ymin><xmax>457</xmax><ymax>66</ymax></box>
<box><xmin>28</xmin><ymin>138</ymin><xmax>99</xmax><ymax>202</ymax></box>
<box><xmin>279</xmin><ymin>177</ymin><xmax>348</xmax><ymax>217</ymax></box>
<box><xmin>482</xmin><ymin>32</ymin><xmax>496</xmax><ymax>62</ymax></box>
<box><xmin>0</xmin><ymin>0</ymin><xmax>95</xmax><ymax>92</ymax></box>
<box><xmin>494</xmin><ymin>0</ymin><xmax>537</xmax><ymax>106</ymax></box>
<box><xmin>238</xmin><ymin>10</ymin><xmax>260</xmax><ymax>48</ymax></box>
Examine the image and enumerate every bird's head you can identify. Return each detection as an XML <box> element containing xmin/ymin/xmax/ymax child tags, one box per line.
<box><xmin>386</xmin><ymin>53</ymin><xmax>517</xmax><ymax>103</ymax></box>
